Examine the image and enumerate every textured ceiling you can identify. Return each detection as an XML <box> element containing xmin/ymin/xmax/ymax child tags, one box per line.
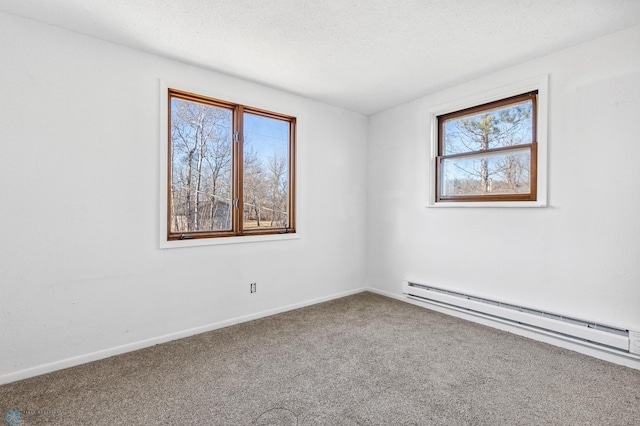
<box><xmin>2</xmin><ymin>0</ymin><xmax>640</xmax><ymax>114</ymax></box>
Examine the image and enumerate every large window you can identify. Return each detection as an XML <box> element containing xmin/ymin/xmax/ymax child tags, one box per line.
<box><xmin>436</xmin><ymin>91</ymin><xmax>538</xmax><ymax>203</ymax></box>
<box><xmin>167</xmin><ymin>89</ymin><xmax>295</xmax><ymax>241</ymax></box>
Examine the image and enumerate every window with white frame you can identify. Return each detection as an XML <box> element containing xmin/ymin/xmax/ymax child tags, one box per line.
<box><xmin>429</xmin><ymin>76</ymin><xmax>547</xmax><ymax>207</ymax></box>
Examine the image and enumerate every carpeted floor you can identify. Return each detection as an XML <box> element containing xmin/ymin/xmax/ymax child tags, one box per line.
<box><xmin>1</xmin><ymin>292</ymin><xmax>639</xmax><ymax>425</ymax></box>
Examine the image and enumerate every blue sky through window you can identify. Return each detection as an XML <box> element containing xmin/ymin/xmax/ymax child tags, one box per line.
<box><xmin>243</xmin><ymin>113</ymin><xmax>289</xmax><ymax>165</ymax></box>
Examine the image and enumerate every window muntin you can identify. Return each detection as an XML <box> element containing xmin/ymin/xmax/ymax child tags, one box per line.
<box><xmin>436</xmin><ymin>91</ymin><xmax>537</xmax><ymax>202</ymax></box>
<box><xmin>168</xmin><ymin>89</ymin><xmax>295</xmax><ymax>240</ymax></box>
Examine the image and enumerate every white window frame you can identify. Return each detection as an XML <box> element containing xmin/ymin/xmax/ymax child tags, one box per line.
<box><xmin>427</xmin><ymin>75</ymin><xmax>548</xmax><ymax>208</ymax></box>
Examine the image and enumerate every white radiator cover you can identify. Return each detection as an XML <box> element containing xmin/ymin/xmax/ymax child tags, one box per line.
<box><xmin>402</xmin><ymin>281</ymin><xmax>634</xmax><ymax>353</ymax></box>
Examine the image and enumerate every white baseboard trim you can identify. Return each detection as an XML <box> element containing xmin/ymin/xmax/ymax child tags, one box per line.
<box><xmin>6</xmin><ymin>286</ymin><xmax>635</xmax><ymax>385</ymax></box>
<box><xmin>0</xmin><ymin>287</ymin><xmax>368</xmax><ymax>385</ymax></box>
<box><xmin>369</xmin><ymin>287</ymin><xmax>640</xmax><ymax>371</ymax></box>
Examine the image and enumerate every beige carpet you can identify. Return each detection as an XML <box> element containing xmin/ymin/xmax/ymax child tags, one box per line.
<box><xmin>1</xmin><ymin>292</ymin><xmax>639</xmax><ymax>425</ymax></box>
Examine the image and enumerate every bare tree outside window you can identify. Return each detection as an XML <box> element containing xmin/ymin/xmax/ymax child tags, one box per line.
<box><xmin>437</xmin><ymin>91</ymin><xmax>537</xmax><ymax>202</ymax></box>
<box><xmin>170</xmin><ymin>97</ymin><xmax>233</xmax><ymax>233</ymax></box>
<box><xmin>243</xmin><ymin>113</ymin><xmax>290</xmax><ymax>229</ymax></box>
<box><xmin>167</xmin><ymin>89</ymin><xmax>295</xmax><ymax>240</ymax></box>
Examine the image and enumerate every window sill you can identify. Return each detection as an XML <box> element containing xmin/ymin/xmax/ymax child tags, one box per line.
<box><xmin>426</xmin><ymin>74</ymin><xmax>549</xmax><ymax>210</ymax></box>
<box><xmin>159</xmin><ymin>232</ymin><xmax>300</xmax><ymax>249</ymax></box>
<box><xmin>427</xmin><ymin>201</ymin><xmax>547</xmax><ymax>208</ymax></box>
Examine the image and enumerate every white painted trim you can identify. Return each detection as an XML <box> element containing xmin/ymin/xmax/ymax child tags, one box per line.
<box><xmin>369</xmin><ymin>288</ymin><xmax>640</xmax><ymax>371</ymax></box>
<box><xmin>160</xmin><ymin>232</ymin><xmax>301</xmax><ymax>249</ymax></box>
<box><xmin>6</xmin><ymin>285</ymin><xmax>636</xmax><ymax>385</ymax></box>
<box><xmin>0</xmin><ymin>287</ymin><xmax>367</xmax><ymax>385</ymax></box>
<box><xmin>426</xmin><ymin>74</ymin><xmax>549</xmax><ymax>208</ymax></box>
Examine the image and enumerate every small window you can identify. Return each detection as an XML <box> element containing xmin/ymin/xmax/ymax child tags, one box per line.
<box><xmin>436</xmin><ymin>91</ymin><xmax>537</xmax><ymax>202</ymax></box>
<box><xmin>167</xmin><ymin>89</ymin><xmax>295</xmax><ymax>241</ymax></box>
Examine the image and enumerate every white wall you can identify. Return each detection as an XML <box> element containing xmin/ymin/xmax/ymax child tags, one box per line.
<box><xmin>3</xmin><ymin>11</ymin><xmax>639</xmax><ymax>384</ymax></box>
<box><xmin>0</xmin><ymin>12</ymin><xmax>368</xmax><ymax>382</ymax></box>
<box><xmin>367</xmin><ymin>25</ymin><xmax>640</xmax><ymax>332</ymax></box>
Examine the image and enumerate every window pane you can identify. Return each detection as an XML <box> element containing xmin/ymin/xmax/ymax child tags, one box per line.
<box><xmin>442</xmin><ymin>100</ymin><xmax>533</xmax><ymax>155</ymax></box>
<box><xmin>440</xmin><ymin>148</ymin><xmax>530</xmax><ymax>197</ymax></box>
<box><xmin>243</xmin><ymin>113</ymin><xmax>290</xmax><ymax>229</ymax></box>
<box><xmin>170</xmin><ymin>98</ymin><xmax>233</xmax><ymax>233</ymax></box>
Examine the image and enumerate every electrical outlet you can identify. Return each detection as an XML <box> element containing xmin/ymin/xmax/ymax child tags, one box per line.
<box><xmin>630</xmin><ymin>331</ymin><xmax>640</xmax><ymax>355</ymax></box>
<box><xmin>250</xmin><ymin>282</ymin><xmax>257</xmax><ymax>294</ymax></box>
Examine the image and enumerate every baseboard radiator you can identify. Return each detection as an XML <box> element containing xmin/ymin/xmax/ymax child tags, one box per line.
<box><xmin>403</xmin><ymin>281</ymin><xmax>640</xmax><ymax>355</ymax></box>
